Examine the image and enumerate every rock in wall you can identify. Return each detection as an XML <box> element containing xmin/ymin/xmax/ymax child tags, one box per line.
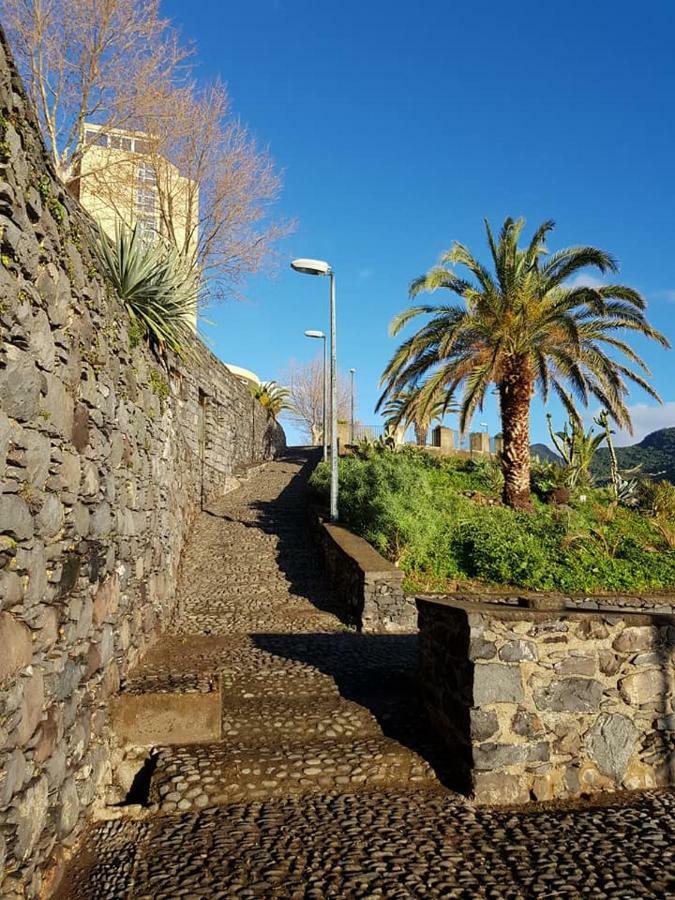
<box><xmin>0</xmin><ymin>29</ymin><xmax>284</xmax><ymax>897</ymax></box>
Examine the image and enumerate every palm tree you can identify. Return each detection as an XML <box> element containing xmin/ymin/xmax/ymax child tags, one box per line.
<box><xmin>251</xmin><ymin>381</ymin><xmax>292</xmax><ymax>419</ymax></box>
<box><xmin>381</xmin><ymin>387</ymin><xmax>455</xmax><ymax>445</ymax></box>
<box><xmin>379</xmin><ymin>217</ymin><xmax>669</xmax><ymax>508</ymax></box>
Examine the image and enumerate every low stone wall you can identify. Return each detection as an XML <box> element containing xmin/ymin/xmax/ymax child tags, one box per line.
<box><xmin>310</xmin><ymin>511</ymin><xmax>416</xmax><ymax>632</ymax></box>
<box><xmin>418</xmin><ymin>590</ymin><xmax>675</xmax><ymax>615</ymax></box>
<box><xmin>0</xmin><ymin>31</ymin><xmax>284</xmax><ymax>898</ymax></box>
<box><xmin>418</xmin><ymin>596</ymin><xmax>675</xmax><ymax>805</ymax></box>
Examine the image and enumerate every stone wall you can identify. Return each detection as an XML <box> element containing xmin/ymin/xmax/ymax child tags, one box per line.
<box><xmin>418</xmin><ymin>596</ymin><xmax>675</xmax><ymax>805</ymax></box>
<box><xmin>310</xmin><ymin>510</ymin><xmax>416</xmax><ymax>632</ymax></box>
<box><xmin>0</xmin><ymin>31</ymin><xmax>284</xmax><ymax>898</ymax></box>
<box><xmin>417</xmin><ymin>590</ymin><xmax>675</xmax><ymax>615</ymax></box>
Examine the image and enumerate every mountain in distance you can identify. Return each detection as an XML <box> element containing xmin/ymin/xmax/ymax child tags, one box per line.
<box><xmin>528</xmin><ymin>428</ymin><xmax>675</xmax><ymax>484</ymax></box>
<box><xmin>591</xmin><ymin>427</ymin><xmax>675</xmax><ymax>484</ymax></box>
<box><xmin>530</xmin><ymin>443</ymin><xmax>562</xmax><ymax>464</ymax></box>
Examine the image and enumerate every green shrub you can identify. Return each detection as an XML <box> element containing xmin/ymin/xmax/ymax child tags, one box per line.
<box><xmin>637</xmin><ymin>479</ymin><xmax>675</xmax><ymax>518</ymax></box>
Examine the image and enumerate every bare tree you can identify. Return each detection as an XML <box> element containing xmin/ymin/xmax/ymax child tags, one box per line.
<box><xmin>2</xmin><ymin>0</ymin><xmax>291</xmax><ymax>298</ymax></box>
<box><xmin>1</xmin><ymin>0</ymin><xmax>187</xmax><ymax>181</ymax></box>
<box><xmin>282</xmin><ymin>359</ymin><xmax>351</xmax><ymax>444</ymax></box>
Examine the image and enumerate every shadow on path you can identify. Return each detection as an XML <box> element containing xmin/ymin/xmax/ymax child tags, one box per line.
<box><xmin>252</xmin><ymin>631</ymin><xmax>469</xmax><ymax>794</ymax></box>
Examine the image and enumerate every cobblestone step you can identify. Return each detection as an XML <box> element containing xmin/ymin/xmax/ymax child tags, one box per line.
<box><xmin>221</xmin><ymin>697</ymin><xmax>384</xmax><ymax>746</ymax></box>
<box><xmin>148</xmin><ymin>737</ymin><xmax>440</xmax><ymax>810</ymax></box>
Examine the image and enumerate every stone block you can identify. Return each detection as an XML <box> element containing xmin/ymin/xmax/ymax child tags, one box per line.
<box><xmin>0</xmin><ymin>613</ymin><xmax>33</xmax><ymax>682</ymax></box>
<box><xmin>473</xmin><ymin>663</ymin><xmax>524</xmax><ymax>705</ymax></box>
<box><xmin>0</xmin><ymin>346</ymin><xmax>40</xmax><ymax>421</ymax></box>
<box><xmin>36</xmin><ymin>494</ymin><xmax>64</xmax><ymax>539</ymax></box>
<box><xmin>9</xmin><ymin>776</ymin><xmax>49</xmax><ymax>860</ymax></box>
<box><xmin>555</xmin><ymin>655</ymin><xmax>596</xmax><ymax>676</ymax></box>
<box><xmin>619</xmin><ymin>669</ymin><xmax>666</xmax><ymax>706</ymax></box>
<box><xmin>511</xmin><ymin>710</ymin><xmax>544</xmax><ymax>738</ymax></box>
<box><xmin>586</xmin><ymin>713</ymin><xmax>640</xmax><ymax>781</ymax></box>
<box><xmin>39</xmin><ymin>373</ymin><xmax>74</xmax><ymax>439</ymax></box>
<box><xmin>473</xmin><ymin>741</ymin><xmax>550</xmax><ymax>770</ymax></box>
<box><xmin>472</xmin><ymin>771</ymin><xmax>531</xmax><ymax>805</ymax></box>
<box><xmin>533</xmin><ymin>677</ymin><xmax>603</xmax><ymax>713</ymax></box>
<box><xmin>0</xmin><ymin>748</ymin><xmax>27</xmax><ymax>806</ymax></box>
<box><xmin>499</xmin><ymin>639</ymin><xmax>538</xmax><ymax>662</ymax></box>
<box><xmin>112</xmin><ymin>691</ymin><xmax>222</xmax><ymax>746</ymax></box>
<box><xmin>469</xmin><ymin>636</ymin><xmax>497</xmax><ymax>660</ymax></box>
<box><xmin>470</xmin><ymin>709</ymin><xmax>499</xmax><ymax>742</ymax></box>
<box><xmin>0</xmin><ymin>493</ymin><xmax>33</xmax><ymax>541</ymax></box>
<box><xmin>16</xmin><ymin>670</ymin><xmax>45</xmax><ymax>745</ymax></box>
<box><xmin>613</xmin><ymin>626</ymin><xmax>659</xmax><ymax>653</ymax></box>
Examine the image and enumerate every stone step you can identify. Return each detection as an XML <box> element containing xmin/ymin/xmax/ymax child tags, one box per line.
<box><xmin>221</xmin><ymin>697</ymin><xmax>384</xmax><ymax>746</ymax></box>
<box><xmin>148</xmin><ymin>737</ymin><xmax>439</xmax><ymax>810</ymax></box>
<box><xmin>112</xmin><ymin>689</ymin><xmax>222</xmax><ymax>747</ymax></box>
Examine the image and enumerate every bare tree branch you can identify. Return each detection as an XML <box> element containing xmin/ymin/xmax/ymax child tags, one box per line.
<box><xmin>2</xmin><ymin>0</ymin><xmax>292</xmax><ymax>299</ymax></box>
<box><xmin>281</xmin><ymin>358</ymin><xmax>351</xmax><ymax>444</ymax></box>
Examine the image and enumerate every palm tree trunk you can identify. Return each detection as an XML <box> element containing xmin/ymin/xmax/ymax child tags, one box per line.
<box><xmin>499</xmin><ymin>358</ymin><xmax>533</xmax><ymax>509</ymax></box>
<box><xmin>414</xmin><ymin>419</ymin><xmax>428</xmax><ymax>446</ymax></box>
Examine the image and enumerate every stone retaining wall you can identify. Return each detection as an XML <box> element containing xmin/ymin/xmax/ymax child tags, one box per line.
<box><xmin>0</xmin><ymin>31</ymin><xmax>284</xmax><ymax>898</ymax></box>
<box><xmin>419</xmin><ymin>590</ymin><xmax>675</xmax><ymax>615</ymax></box>
<box><xmin>310</xmin><ymin>510</ymin><xmax>416</xmax><ymax>632</ymax></box>
<box><xmin>418</xmin><ymin>596</ymin><xmax>675</xmax><ymax>805</ymax></box>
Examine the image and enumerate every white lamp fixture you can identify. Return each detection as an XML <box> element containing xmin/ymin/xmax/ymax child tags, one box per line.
<box><xmin>292</xmin><ymin>258</ymin><xmax>338</xmax><ymax>521</ymax></box>
<box><xmin>291</xmin><ymin>258</ymin><xmax>332</xmax><ymax>276</ymax></box>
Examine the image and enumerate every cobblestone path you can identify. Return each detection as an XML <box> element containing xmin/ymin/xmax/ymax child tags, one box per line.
<box><xmin>56</xmin><ymin>449</ymin><xmax>675</xmax><ymax>899</ymax></box>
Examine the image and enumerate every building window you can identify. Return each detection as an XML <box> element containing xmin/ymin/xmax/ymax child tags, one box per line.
<box><xmin>110</xmin><ymin>134</ymin><xmax>133</xmax><ymax>151</ymax></box>
<box><xmin>136</xmin><ymin>185</ymin><xmax>157</xmax><ymax>214</ymax></box>
<box><xmin>136</xmin><ymin>213</ymin><xmax>157</xmax><ymax>240</ymax></box>
<box><xmin>85</xmin><ymin>129</ymin><xmax>107</xmax><ymax>147</ymax></box>
<box><xmin>137</xmin><ymin>160</ymin><xmax>157</xmax><ymax>185</ymax></box>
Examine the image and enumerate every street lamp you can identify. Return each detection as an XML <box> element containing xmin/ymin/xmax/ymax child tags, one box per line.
<box><xmin>349</xmin><ymin>368</ymin><xmax>356</xmax><ymax>443</ymax></box>
<box><xmin>292</xmin><ymin>259</ymin><xmax>338</xmax><ymax>522</ymax></box>
<box><xmin>304</xmin><ymin>329</ymin><xmax>327</xmax><ymax>462</ymax></box>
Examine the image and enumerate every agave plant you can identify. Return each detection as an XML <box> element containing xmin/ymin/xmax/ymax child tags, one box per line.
<box><xmin>251</xmin><ymin>381</ymin><xmax>292</xmax><ymax>418</ymax></box>
<box><xmin>95</xmin><ymin>222</ymin><xmax>199</xmax><ymax>357</ymax></box>
<box><xmin>546</xmin><ymin>414</ymin><xmax>606</xmax><ymax>488</ymax></box>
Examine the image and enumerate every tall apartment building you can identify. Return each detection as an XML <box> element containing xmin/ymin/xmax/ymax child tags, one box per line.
<box><xmin>72</xmin><ymin>123</ymin><xmax>198</xmax><ymax>254</ymax></box>
<box><xmin>70</xmin><ymin>123</ymin><xmax>199</xmax><ymax>327</ymax></box>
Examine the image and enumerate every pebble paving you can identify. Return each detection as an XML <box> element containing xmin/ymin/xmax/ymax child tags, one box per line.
<box><xmin>55</xmin><ymin>448</ymin><xmax>675</xmax><ymax>898</ymax></box>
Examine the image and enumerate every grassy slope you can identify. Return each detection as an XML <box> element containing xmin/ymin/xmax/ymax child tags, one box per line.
<box><xmin>310</xmin><ymin>449</ymin><xmax>675</xmax><ymax>594</ymax></box>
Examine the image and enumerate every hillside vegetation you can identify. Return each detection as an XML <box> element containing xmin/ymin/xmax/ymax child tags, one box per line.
<box><xmin>310</xmin><ymin>447</ymin><xmax>675</xmax><ymax>594</ymax></box>
<box><xmin>591</xmin><ymin>427</ymin><xmax>675</xmax><ymax>484</ymax></box>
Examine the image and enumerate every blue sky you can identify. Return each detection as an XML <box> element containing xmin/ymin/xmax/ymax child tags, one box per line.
<box><xmin>164</xmin><ymin>0</ymin><xmax>675</xmax><ymax>446</ymax></box>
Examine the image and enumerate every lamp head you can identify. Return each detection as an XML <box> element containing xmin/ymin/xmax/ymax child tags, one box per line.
<box><xmin>291</xmin><ymin>258</ymin><xmax>332</xmax><ymax>276</ymax></box>
<box><xmin>304</xmin><ymin>330</ymin><xmax>326</xmax><ymax>339</ymax></box>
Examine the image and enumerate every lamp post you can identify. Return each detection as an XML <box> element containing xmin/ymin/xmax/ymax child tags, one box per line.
<box><xmin>304</xmin><ymin>329</ymin><xmax>327</xmax><ymax>461</ymax></box>
<box><xmin>292</xmin><ymin>259</ymin><xmax>338</xmax><ymax>522</ymax></box>
<box><xmin>349</xmin><ymin>368</ymin><xmax>356</xmax><ymax>443</ymax></box>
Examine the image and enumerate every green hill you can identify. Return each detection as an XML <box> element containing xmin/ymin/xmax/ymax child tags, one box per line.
<box><xmin>591</xmin><ymin>427</ymin><xmax>675</xmax><ymax>484</ymax></box>
<box><xmin>530</xmin><ymin>443</ymin><xmax>562</xmax><ymax>464</ymax></box>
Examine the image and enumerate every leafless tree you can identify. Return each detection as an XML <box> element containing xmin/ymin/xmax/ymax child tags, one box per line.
<box><xmin>282</xmin><ymin>358</ymin><xmax>351</xmax><ymax>444</ymax></box>
<box><xmin>2</xmin><ymin>0</ymin><xmax>291</xmax><ymax>299</ymax></box>
<box><xmin>1</xmin><ymin>0</ymin><xmax>186</xmax><ymax>181</ymax></box>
